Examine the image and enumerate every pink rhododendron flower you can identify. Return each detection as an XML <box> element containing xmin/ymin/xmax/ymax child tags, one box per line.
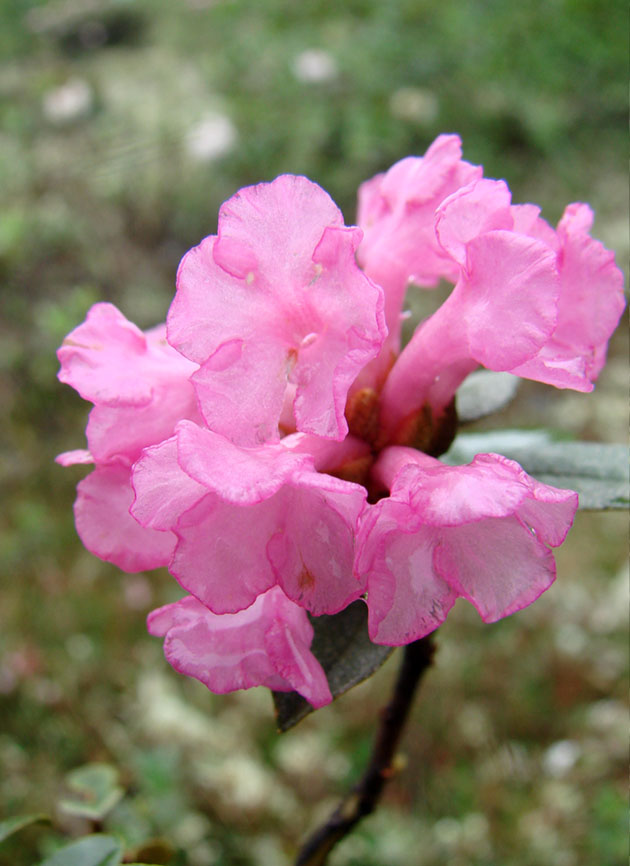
<box><xmin>353</xmin><ymin>135</ymin><xmax>481</xmax><ymax>390</ymax></box>
<box><xmin>356</xmin><ymin>447</ymin><xmax>579</xmax><ymax>645</ymax></box>
<box><xmin>377</xmin><ymin>177</ymin><xmax>625</xmax><ymax>444</ymax></box>
<box><xmin>56</xmin><ymin>136</ymin><xmax>625</xmax><ymax>706</ymax></box>
<box><xmin>357</xmin><ymin>135</ymin><xmax>481</xmax><ymax>298</ymax></box>
<box><xmin>509</xmin><ymin>203</ymin><xmax>626</xmax><ymax>390</ymax></box>
<box><xmin>169</xmin><ymin>174</ymin><xmax>386</xmax><ymax>445</ymax></box>
<box><xmin>148</xmin><ymin>586</ymin><xmax>332</xmax><ymax>708</ymax></box>
<box><xmin>57</xmin><ymin>303</ymin><xmax>200</xmax><ymax>571</ymax></box>
<box><xmin>131</xmin><ymin>421</ymin><xmax>368</xmax><ymax>615</ymax></box>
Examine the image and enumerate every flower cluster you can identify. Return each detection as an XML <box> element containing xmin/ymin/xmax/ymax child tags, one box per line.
<box><xmin>58</xmin><ymin>135</ymin><xmax>624</xmax><ymax>707</ymax></box>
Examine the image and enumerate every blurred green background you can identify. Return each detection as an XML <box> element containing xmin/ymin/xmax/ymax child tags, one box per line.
<box><xmin>0</xmin><ymin>1</ymin><xmax>627</xmax><ymax>864</ymax></box>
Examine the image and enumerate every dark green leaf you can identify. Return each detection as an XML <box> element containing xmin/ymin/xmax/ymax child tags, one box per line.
<box><xmin>0</xmin><ymin>814</ymin><xmax>49</xmax><ymax>843</ymax></box>
<box><xmin>60</xmin><ymin>763</ymin><xmax>124</xmax><ymax>821</ymax></box>
<box><xmin>273</xmin><ymin>601</ymin><xmax>394</xmax><ymax>732</ymax></box>
<box><xmin>456</xmin><ymin>371</ymin><xmax>521</xmax><ymax>422</ymax></box>
<box><xmin>445</xmin><ymin>432</ymin><xmax>629</xmax><ymax>510</ymax></box>
<box><xmin>38</xmin><ymin>834</ymin><xmax>123</xmax><ymax>866</ymax></box>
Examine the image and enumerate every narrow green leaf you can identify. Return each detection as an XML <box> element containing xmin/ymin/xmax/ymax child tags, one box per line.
<box><xmin>456</xmin><ymin>371</ymin><xmax>521</xmax><ymax>422</ymax></box>
<box><xmin>60</xmin><ymin>763</ymin><xmax>124</xmax><ymax>821</ymax></box>
<box><xmin>38</xmin><ymin>834</ymin><xmax>123</xmax><ymax>866</ymax></box>
<box><xmin>0</xmin><ymin>814</ymin><xmax>50</xmax><ymax>843</ymax></box>
<box><xmin>273</xmin><ymin>601</ymin><xmax>394</xmax><ymax>732</ymax></box>
<box><xmin>445</xmin><ymin>433</ymin><xmax>629</xmax><ymax>510</ymax></box>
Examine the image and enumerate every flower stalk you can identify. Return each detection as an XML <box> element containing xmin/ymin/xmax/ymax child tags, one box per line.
<box><xmin>294</xmin><ymin>635</ymin><xmax>436</xmax><ymax>866</ymax></box>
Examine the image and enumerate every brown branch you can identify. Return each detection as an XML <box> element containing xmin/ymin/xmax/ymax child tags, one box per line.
<box><xmin>294</xmin><ymin>635</ymin><xmax>436</xmax><ymax>866</ymax></box>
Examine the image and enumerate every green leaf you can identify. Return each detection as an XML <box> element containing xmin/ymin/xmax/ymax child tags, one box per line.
<box><xmin>445</xmin><ymin>432</ymin><xmax>629</xmax><ymax>510</ymax></box>
<box><xmin>273</xmin><ymin>600</ymin><xmax>394</xmax><ymax>732</ymax></box>
<box><xmin>60</xmin><ymin>763</ymin><xmax>124</xmax><ymax>821</ymax></box>
<box><xmin>0</xmin><ymin>813</ymin><xmax>50</xmax><ymax>842</ymax></box>
<box><xmin>38</xmin><ymin>834</ymin><xmax>123</xmax><ymax>866</ymax></box>
<box><xmin>456</xmin><ymin>371</ymin><xmax>521</xmax><ymax>422</ymax></box>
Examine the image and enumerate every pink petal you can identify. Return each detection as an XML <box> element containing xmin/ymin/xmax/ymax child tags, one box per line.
<box><xmin>378</xmin><ymin>230</ymin><xmax>559</xmax><ymax>434</ymax></box>
<box><xmin>58</xmin><ymin>304</ymin><xmax>200</xmax><ymax>464</ymax></box>
<box><xmin>281</xmin><ymin>431</ymin><xmax>371</xmax><ymax>473</ymax></box>
<box><xmin>174</xmin><ymin>421</ymin><xmax>310</xmax><ymax>504</ymax></box>
<box><xmin>357</xmin><ymin>502</ymin><xmax>457</xmax><ymax>645</ymax></box>
<box><xmin>56</xmin><ymin>449</ymin><xmax>94</xmax><ymax>466</ymax></box>
<box><xmin>170</xmin><ymin>493</ymin><xmax>278</xmax><ymax>613</ymax></box>
<box><xmin>190</xmin><ymin>338</ymin><xmax>288</xmax><ymax>445</ymax></box>
<box><xmin>147</xmin><ymin>587</ymin><xmax>332</xmax><ymax>707</ymax></box>
<box><xmin>558</xmin><ymin>202</ymin><xmax>593</xmax><ymax>235</ymax></box>
<box><xmin>267</xmin><ymin>472</ymin><xmax>367</xmax><ymax>615</ymax></box>
<box><xmin>168</xmin><ymin>237</ymin><xmax>267</xmax><ymax>366</ymax></box>
<box><xmin>511</xmin><ymin>205</ymin><xmax>625</xmax><ymax>389</ymax></box>
<box><xmin>435</xmin><ymin>516</ymin><xmax>557</xmax><ymax>622</ymax></box>
<box><xmin>74</xmin><ymin>465</ymin><xmax>175</xmax><ymax>572</ymax></box>
<box><xmin>292</xmin><ymin>225</ymin><xmax>386</xmax><ymax>439</ymax></box>
<box><xmin>390</xmin><ymin>454</ymin><xmax>531</xmax><ymax>525</ymax></box>
<box><xmin>435</xmin><ymin>178</ymin><xmax>513</xmax><ymax>266</ymax></box>
<box><xmin>461</xmin><ymin>230</ymin><xmax>559</xmax><ymax>369</ymax></box>
<box><xmin>130</xmin><ymin>435</ymin><xmax>206</xmax><ymax>531</ymax></box>
<box><xmin>513</xmin><ymin>478</ymin><xmax>579</xmax><ymax>547</ymax></box>
<box><xmin>356</xmin><ymin>137</ymin><xmax>482</xmax><ymax>358</ymax></box>
<box><xmin>170</xmin><ymin>468</ymin><xmax>366</xmax><ymax>616</ymax></box>
<box><xmin>85</xmin><ymin>372</ymin><xmax>200</xmax><ymax>465</ymax></box>
<box><xmin>58</xmin><ymin>303</ymin><xmax>151</xmax><ymax>406</ymax></box>
<box><xmin>510</xmin><ymin>204</ymin><xmax>558</xmax><ymax>249</ymax></box>
<box><xmin>213</xmin><ymin>174</ymin><xmax>344</xmax><ymax>283</ymax></box>
<box><xmin>262</xmin><ymin>588</ymin><xmax>332</xmax><ymax>706</ymax></box>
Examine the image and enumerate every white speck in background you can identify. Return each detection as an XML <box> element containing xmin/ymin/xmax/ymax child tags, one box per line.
<box><xmin>292</xmin><ymin>49</ymin><xmax>338</xmax><ymax>83</ymax></box>
<box><xmin>42</xmin><ymin>79</ymin><xmax>93</xmax><ymax>124</ymax></box>
<box><xmin>542</xmin><ymin>739</ymin><xmax>581</xmax><ymax>777</ymax></box>
<box><xmin>390</xmin><ymin>86</ymin><xmax>438</xmax><ymax>124</ymax></box>
<box><xmin>185</xmin><ymin>113</ymin><xmax>237</xmax><ymax>162</ymax></box>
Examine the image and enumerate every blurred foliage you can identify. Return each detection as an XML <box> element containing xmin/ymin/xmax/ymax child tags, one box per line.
<box><xmin>0</xmin><ymin>0</ymin><xmax>627</xmax><ymax>864</ymax></box>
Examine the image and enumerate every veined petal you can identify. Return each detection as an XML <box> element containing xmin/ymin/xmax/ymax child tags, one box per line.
<box><xmin>435</xmin><ymin>516</ymin><xmax>557</xmax><ymax>622</ymax></box>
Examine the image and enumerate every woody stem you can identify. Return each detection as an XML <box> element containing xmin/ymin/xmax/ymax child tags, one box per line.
<box><xmin>294</xmin><ymin>635</ymin><xmax>436</xmax><ymax>866</ymax></box>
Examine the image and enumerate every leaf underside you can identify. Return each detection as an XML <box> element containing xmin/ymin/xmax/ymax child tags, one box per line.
<box><xmin>38</xmin><ymin>834</ymin><xmax>123</xmax><ymax>866</ymax></box>
<box><xmin>273</xmin><ymin>600</ymin><xmax>394</xmax><ymax>732</ymax></box>
<box><xmin>445</xmin><ymin>432</ymin><xmax>629</xmax><ymax>510</ymax></box>
<box><xmin>0</xmin><ymin>813</ymin><xmax>50</xmax><ymax>843</ymax></box>
<box><xmin>60</xmin><ymin>763</ymin><xmax>124</xmax><ymax>821</ymax></box>
<box><xmin>456</xmin><ymin>371</ymin><xmax>521</xmax><ymax>422</ymax></box>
